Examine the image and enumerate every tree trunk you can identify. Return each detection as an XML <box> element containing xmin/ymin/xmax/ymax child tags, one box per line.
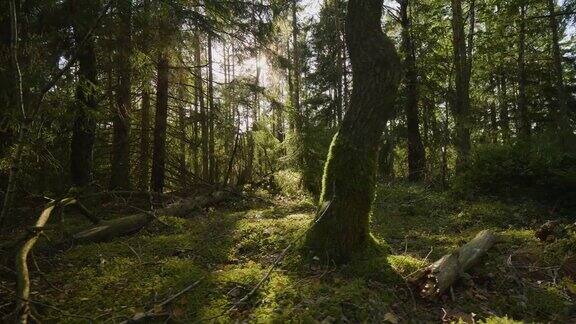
<box><xmin>499</xmin><ymin>73</ymin><xmax>510</xmax><ymax>141</ymax></box>
<box><xmin>450</xmin><ymin>0</ymin><xmax>473</xmax><ymax>172</ymax></box>
<box><xmin>151</xmin><ymin>54</ymin><xmax>169</xmax><ymax>193</ymax></box>
<box><xmin>70</xmin><ymin>0</ymin><xmax>99</xmax><ymax>188</ymax></box>
<box><xmin>110</xmin><ymin>0</ymin><xmax>132</xmax><ymax>189</ymax></box>
<box><xmin>547</xmin><ymin>0</ymin><xmax>571</xmax><ymax>137</ymax></box>
<box><xmin>110</xmin><ymin>0</ymin><xmax>132</xmax><ymax>190</ymax></box>
<box><xmin>291</xmin><ymin>0</ymin><xmax>302</xmax><ymax>132</ymax></box>
<box><xmin>177</xmin><ymin>71</ymin><xmax>187</xmax><ymax>191</ymax></box>
<box><xmin>400</xmin><ymin>0</ymin><xmax>426</xmax><ymax>182</ymax></box>
<box><xmin>138</xmin><ymin>86</ymin><xmax>151</xmax><ymax>191</ymax></box>
<box><xmin>194</xmin><ymin>33</ymin><xmax>209</xmax><ymax>181</ymax></box>
<box><xmin>303</xmin><ymin>0</ymin><xmax>402</xmax><ymax>263</ymax></box>
<box><xmin>517</xmin><ymin>4</ymin><xmax>530</xmax><ymax>140</ymax></box>
<box><xmin>207</xmin><ymin>35</ymin><xmax>216</xmax><ymax>184</ymax></box>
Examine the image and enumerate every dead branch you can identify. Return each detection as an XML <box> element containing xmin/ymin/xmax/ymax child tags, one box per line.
<box><xmin>14</xmin><ymin>198</ymin><xmax>78</xmax><ymax>323</ymax></box>
<box><xmin>161</xmin><ymin>191</ymin><xmax>230</xmax><ymax>217</ymax></box>
<box><xmin>72</xmin><ymin>214</ymin><xmax>153</xmax><ymax>244</ymax></box>
<box><xmin>408</xmin><ymin>230</ymin><xmax>496</xmax><ymax>299</ymax></box>
<box><xmin>121</xmin><ymin>277</ymin><xmax>205</xmax><ymax>323</ymax></box>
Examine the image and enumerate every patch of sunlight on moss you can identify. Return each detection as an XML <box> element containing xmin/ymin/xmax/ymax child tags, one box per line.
<box><xmin>233</xmin><ymin>216</ymin><xmax>308</xmax><ymax>260</ymax></box>
<box><xmin>146</xmin><ymin>215</ymin><xmax>192</xmax><ymax>234</ymax></box>
<box><xmin>479</xmin><ymin>316</ymin><xmax>523</xmax><ymax>324</ymax></box>
<box><xmin>273</xmin><ymin>169</ymin><xmax>305</xmax><ymax>197</ymax></box>
<box><xmin>499</xmin><ymin>229</ymin><xmax>537</xmax><ymax>244</ymax></box>
<box><xmin>194</xmin><ymin>261</ymin><xmax>265</xmax><ymax>321</ymax></box>
<box><xmin>387</xmin><ymin>255</ymin><xmax>427</xmax><ymax>276</ymax></box>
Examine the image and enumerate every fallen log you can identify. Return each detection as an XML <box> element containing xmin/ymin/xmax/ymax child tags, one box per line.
<box><xmin>72</xmin><ymin>213</ymin><xmax>153</xmax><ymax>244</ymax></box>
<box><xmin>408</xmin><ymin>230</ymin><xmax>496</xmax><ymax>299</ymax></box>
<box><xmin>161</xmin><ymin>191</ymin><xmax>229</xmax><ymax>217</ymax></box>
<box><xmin>64</xmin><ymin>191</ymin><xmax>231</xmax><ymax>244</ymax></box>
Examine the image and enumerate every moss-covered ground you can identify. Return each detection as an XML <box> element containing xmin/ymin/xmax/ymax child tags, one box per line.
<box><xmin>1</xmin><ymin>184</ymin><xmax>574</xmax><ymax>322</ymax></box>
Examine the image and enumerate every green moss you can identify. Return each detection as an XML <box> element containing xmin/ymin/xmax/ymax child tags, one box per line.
<box><xmin>272</xmin><ymin>170</ymin><xmax>305</xmax><ymax>197</ymax></box>
<box><xmin>26</xmin><ymin>183</ymin><xmax>574</xmax><ymax>323</ymax></box>
<box><xmin>479</xmin><ymin>316</ymin><xmax>524</xmax><ymax>324</ymax></box>
<box><xmin>386</xmin><ymin>255</ymin><xmax>427</xmax><ymax>276</ymax></box>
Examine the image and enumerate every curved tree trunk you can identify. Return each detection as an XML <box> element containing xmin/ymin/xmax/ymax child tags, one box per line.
<box><xmin>303</xmin><ymin>0</ymin><xmax>402</xmax><ymax>263</ymax></box>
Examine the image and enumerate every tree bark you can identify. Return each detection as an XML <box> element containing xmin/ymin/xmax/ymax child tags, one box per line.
<box><xmin>177</xmin><ymin>71</ymin><xmax>187</xmax><ymax>191</ymax></box>
<box><xmin>70</xmin><ymin>0</ymin><xmax>99</xmax><ymax>188</ymax></box>
<box><xmin>303</xmin><ymin>0</ymin><xmax>402</xmax><ymax>263</ymax></box>
<box><xmin>450</xmin><ymin>0</ymin><xmax>473</xmax><ymax>172</ymax></box>
<box><xmin>207</xmin><ymin>35</ymin><xmax>216</xmax><ymax>183</ymax></box>
<box><xmin>499</xmin><ymin>73</ymin><xmax>510</xmax><ymax>141</ymax></box>
<box><xmin>291</xmin><ymin>0</ymin><xmax>302</xmax><ymax>132</ymax></box>
<box><xmin>138</xmin><ymin>86</ymin><xmax>151</xmax><ymax>191</ymax></box>
<box><xmin>547</xmin><ymin>0</ymin><xmax>571</xmax><ymax>137</ymax></box>
<box><xmin>110</xmin><ymin>0</ymin><xmax>132</xmax><ymax>190</ymax></box>
<box><xmin>151</xmin><ymin>54</ymin><xmax>169</xmax><ymax>193</ymax></box>
<box><xmin>400</xmin><ymin>0</ymin><xmax>426</xmax><ymax>182</ymax></box>
<box><xmin>517</xmin><ymin>3</ymin><xmax>530</xmax><ymax>140</ymax></box>
<box><xmin>194</xmin><ymin>32</ymin><xmax>209</xmax><ymax>181</ymax></box>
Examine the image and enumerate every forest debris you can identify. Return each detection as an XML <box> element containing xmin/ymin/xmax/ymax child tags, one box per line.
<box><xmin>71</xmin><ymin>189</ymin><xmax>234</xmax><ymax>243</ymax></box>
<box><xmin>72</xmin><ymin>213</ymin><xmax>153</xmax><ymax>244</ymax></box>
<box><xmin>121</xmin><ymin>277</ymin><xmax>204</xmax><ymax>323</ymax></box>
<box><xmin>161</xmin><ymin>191</ymin><xmax>229</xmax><ymax>217</ymax></box>
<box><xmin>535</xmin><ymin>220</ymin><xmax>561</xmax><ymax>241</ymax></box>
<box><xmin>15</xmin><ymin>198</ymin><xmax>79</xmax><ymax>323</ymax></box>
<box><xmin>383</xmin><ymin>312</ymin><xmax>399</xmax><ymax>323</ymax></box>
<box><xmin>408</xmin><ymin>230</ymin><xmax>496</xmax><ymax>299</ymax></box>
<box><xmin>560</xmin><ymin>256</ymin><xmax>576</xmax><ymax>281</ymax></box>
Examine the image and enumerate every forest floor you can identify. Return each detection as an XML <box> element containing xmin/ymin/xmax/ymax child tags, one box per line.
<box><xmin>1</xmin><ymin>184</ymin><xmax>575</xmax><ymax>323</ymax></box>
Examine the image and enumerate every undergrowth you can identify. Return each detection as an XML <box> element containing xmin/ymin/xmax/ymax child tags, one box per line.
<box><xmin>1</xmin><ymin>184</ymin><xmax>574</xmax><ymax>322</ymax></box>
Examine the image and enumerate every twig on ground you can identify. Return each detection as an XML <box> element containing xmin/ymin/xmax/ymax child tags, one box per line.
<box><xmin>31</xmin><ymin>252</ymin><xmax>64</xmax><ymax>293</ymax></box>
<box><xmin>121</xmin><ymin>277</ymin><xmax>206</xmax><ymax>323</ymax></box>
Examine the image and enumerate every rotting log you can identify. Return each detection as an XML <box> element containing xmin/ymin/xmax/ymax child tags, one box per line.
<box><xmin>161</xmin><ymin>191</ymin><xmax>229</xmax><ymax>217</ymax></box>
<box><xmin>15</xmin><ymin>198</ymin><xmax>78</xmax><ymax>323</ymax></box>
<box><xmin>58</xmin><ymin>191</ymin><xmax>230</xmax><ymax>245</ymax></box>
<box><xmin>408</xmin><ymin>230</ymin><xmax>496</xmax><ymax>299</ymax></box>
<box><xmin>72</xmin><ymin>213</ymin><xmax>153</xmax><ymax>244</ymax></box>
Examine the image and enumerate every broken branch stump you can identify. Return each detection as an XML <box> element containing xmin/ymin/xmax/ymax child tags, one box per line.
<box><xmin>408</xmin><ymin>230</ymin><xmax>496</xmax><ymax>299</ymax></box>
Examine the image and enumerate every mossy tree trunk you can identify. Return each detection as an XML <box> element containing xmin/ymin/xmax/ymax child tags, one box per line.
<box><xmin>303</xmin><ymin>0</ymin><xmax>402</xmax><ymax>263</ymax></box>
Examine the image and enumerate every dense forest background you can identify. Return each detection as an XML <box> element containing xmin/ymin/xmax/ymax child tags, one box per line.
<box><xmin>1</xmin><ymin>0</ymin><xmax>574</xmax><ymax>203</ymax></box>
<box><xmin>1</xmin><ymin>0</ymin><xmax>575</xmax><ymax>322</ymax></box>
